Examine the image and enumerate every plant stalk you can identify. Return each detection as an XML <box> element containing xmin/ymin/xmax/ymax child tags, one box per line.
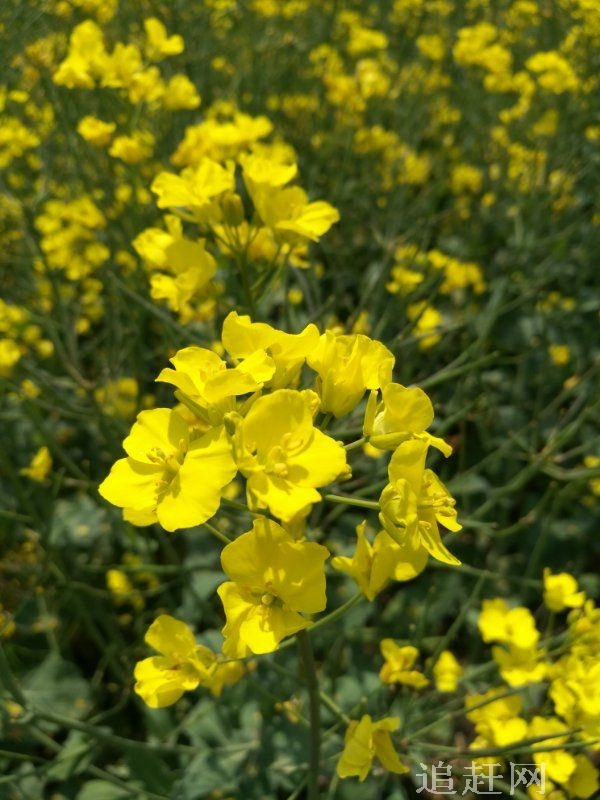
<box><xmin>298</xmin><ymin>629</ymin><xmax>321</xmax><ymax>800</ymax></box>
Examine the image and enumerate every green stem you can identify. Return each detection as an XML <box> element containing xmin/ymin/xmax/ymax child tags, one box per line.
<box><xmin>202</xmin><ymin>520</ymin><xmax>232</xmax><ymax>545</ymax></box>
<box><xmin>320</xmin><ymin>412</ymin><xmax>333</xmax><ymax>430</ymax></box>
<box><xmin>298</xmin><ymin>630</ymin><xmax>321</xmax><ymax>800</ymax></box>
<box><xmin>308</xmin><ymin>593</ymin><xmax>363</xmax><ymax>635</ymax></box>
<box><xmin>429</xmin><ymin>561</ymin><xmax>541</xmax><ymax>588</ymax></box>
<box><xmin>413</xmin><ymin>727</ymin><xmax>586</xmax><ymax>759</ymax></box>
<box><xmin>343</xmin><ymin>437</ymin><xmax>367</xmax><ymax>451</ymax></box>
<box><xmin>322</xmin><ymin>494</ymin><xmax>379</xmax><ymax>511</ymax></box>
<box><xmin>0</xmin><ymin>640</ymin><xmax>27</xmax><ymax>706</ymax></box>
<box><xmin>221</xmin><ymin>496</ymin><xmax>258</xmax><ymax>514</ymax></box>
<box><xmin>237</xmin><ymin>252</ymin><xmax>257</xmax><ymax>318</ymax></box>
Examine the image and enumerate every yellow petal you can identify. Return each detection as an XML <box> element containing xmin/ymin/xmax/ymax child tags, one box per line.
<box><xmin>98</xmin><ymin>457</ymin><xmax>160</xmax><ymax>510</ymax></box>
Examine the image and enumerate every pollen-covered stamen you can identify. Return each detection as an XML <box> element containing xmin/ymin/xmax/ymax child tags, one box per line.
<box><xmin>146</xmin><ymin>447</ymin><xmax>167</xmax><ymax>464</ymax></box>
<box><xmin>420</xmin><ymin>475</ymin><xmax>455</xmax><ymax>514</ymax></box>
<box><xmin>265</xmin><ymin>444</ymin><xmax>289</xmax><ymax>477</ymax></box>
<box><xmin>261</xmin><ymin>592</ymin><xmax>276</xmax><ymax>606</ymax></box>
<box><xmin>419</xmin><ymin>492</ymin><xmax>455</xmax><ymax>512</ymax></box>
<box><xmin>146</xmin><ymin>443</ymin><xmax>186</xmax><ymax>473</ymax></box>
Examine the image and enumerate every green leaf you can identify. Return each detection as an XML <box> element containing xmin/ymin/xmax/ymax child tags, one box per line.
<box><xmin>76</xmin><ymin>780</ymin><xmax>135</xmax><ymax>800</ymax></box>
<box><xmin>23</xmin><ymin>653</ymin><xmax>91</xmax><ymax>719</ymax></box>
<box><xmin>49</xmin><ymin>494</ymin><xmax>108</xmax><ymax>547</ymax></box>
<box><xmin>46</xmin><ymin>731</ymin><xmax>94</xmax><ymax>781</ymax></box>
<box><xmin>125</xmin><ymin>747</ymin><xmax>173</xmax><ymax>795</ymax></box>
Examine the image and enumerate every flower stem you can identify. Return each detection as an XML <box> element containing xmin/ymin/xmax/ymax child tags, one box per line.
<box><xmin>297</xmin><ymin>629</ymin><xmax>321</xmax><ymax>800</ymax></box>
<box><xmin>322</xmin><ymin>493</ymin><xmax>379</xmax><ymax>511</ymax></box>
<box><xmin>308</xmin><ymin>592</ymin><xmax>362</xmax><ymax>635</ymax></box>
<box><xmin>343</xmin><ymin>436</ymin><xmax>367</xmax><ymax>451</ymax></box>
<box><xmin>202</xmin><ymin>520</ymin><xmax>232</xmax><ymax>545</ymax></box>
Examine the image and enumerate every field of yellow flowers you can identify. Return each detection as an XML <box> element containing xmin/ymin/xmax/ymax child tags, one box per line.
<box><xmin>1</xmin><ymin>1</ymin><xmax>599</xmax><ymax>799</ymax></box>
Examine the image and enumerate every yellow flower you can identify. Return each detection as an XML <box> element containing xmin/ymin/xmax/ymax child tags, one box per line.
<box><xmin>478</xmin><ymin>599</ymin><xmax>539</xmax><ymax>648</ymax></box>
<box><xmin>76</xmin><ymin>116</ymin><xmax>116</xmax><ymax>147</ymax></box>
<box><xmin>53</xmin><ymin>20</ymin><xmax>107</xmax><ymax>88</ymax></box>
<box><xmin>379</xmin><ymin>439</ymin><xmax>461</xmax><ymax>566</ymax></box>
<box><xmin>151</xmin><ymin>159</ymin><xmax>235</xmax><ymax>222</ymax></box>
<box><xmin>526</xmin><ymin>51</ymin><xmax>579</xmax><ymax>93</ymax></box>
<box><xmin>134</xmin><ymin>615</ymin><xmax>216</xmax><ymax>708</ymax></box>
<box><xmin>206</xmin><ymin>661</ymin><xmax>247</xmax><ymax>697</ymax></box>
<box><xmin>307</xmin><ymin>331</ymin><xmax>394</xmax><ymax>418</ymax></box>
<box><xmin>363</xmin><ymin>382</ymin><xmax>452</xmax><ymax>454</ymax></box>
<box><xmin>491</xmin><ymin>643</ymin><xmax>547</xmax><ymax>686</ymax></box>
<box><xmin>20</xmin><ymin>446</ymin><xmax>52</xmax><ymax>482</ymax></box>
<box><xmin>0</xmin><ymin>338</ymin><xmax>22</xmax><ymax>376</ymax></box>
<box><xmin>248</xmin><ymin>183</ymin><xmax>340</xmax><ymax>242</ymax></box>
<box><xmin>450</xmin><ymin>164</ymin><xmax>483</xmax><ymax>195</ymax></box>
<box><xmin>98</xmin><ymin>408</ymin><xmax>237</xmax><ymax>532</ymax></box>
<box><xmin>548</xmin><ymin>345</ymin><xmax>570</xmax><ymax>366</ymax></box>
<box><xmin>156</xmin><ymin>345</ymin><xmax>274</xmax><ymax>425</ymax></box>
<box><xmin>527</xmin><ymin>716</ymin><xmax>576</xmax><ymax>785</ymax></box>
<box><xmin>240</xmin><ymin>152</ymin><xmax>298</xmax><ymax>189</ymax></box>
<box><xmin>433</xmin><ymin>650</ymin><xmax>463</xmax><ymax>692</ymax></box>
<box><xmin>331</xmin><ymin>522</ymin><xmax>427</xmax><ymax>600</ymax></box>
<box><xmin>567</xmin><ymin>755</ymin><xmax>599</xmax><ymax>799</ymax></box>
<box><xmin>106</xmin><ymin>569</ymin><xmax>143</xmax><ymax>611</ymax></box>
<box><xmin>408</xmin><ymin>303</ymin><xmax>443</xmax><ymax>349</ymax></box>
<box><xmin>583</xmin><ymin>455</ymin><xmax>600</xmax><ymax>496</ymax></box>
<box><xmin>416</xmin><ymin>33</ymin><xmax>446</xmax><ymax>61</ymax></box>
<box><xmin>336</xmin><ymin>715</ymin><xmax>408</xmax><ymax>781</ymax></box>
<box><xmin>94</xmin><ymin>377</ymin><xmax>138</xmax><ymax>419</ymax></box>
<box><xmin>148</xmin><ymin>239</ymin><xmax>217</xmax><ymax>312</ymax></box>
<box><xmin>221</xmin><ymin>311</ymin><xmax>320</xmax><ymax>388</ymax></box>
<box><xmin>233</xmin><ymin>389</ymin><xmax>348</xmax><ymax>523</ymax></box>
<box><xmin>162</xmin><ymin>75</ymin><xmax>201</xmax><ymax>110</ymax></box>
<box><xmin>543</xmin><ymin>569</ymin><xmax>585</xmax><ymax>612</ymax></box>
<box><xmin>466</xmin><ymin>691</ymin><xmax>528</xmax><ymax>747</ymax></box>
<box><xmin>109</xmin><ymin>132</ymin><xmax>155</xmax><ymax>164</ymax></box>
<box><xmin>549</xmin><ymin>652</ymin><xmax>600</xmax><ymax>739</ymax></box>
<box><xmin>172</xmin><ymin>111</ymin><xmax>273</xmax><ymax>167</ymax></box>
<box><xmin>101</xmin><ymin>43</ymin><xmax>143</xmax><ymax>89</ymax></box>
<box><xmin>217</xmin><ymin>517</ymin><xmax>329</xmax><ymax>656</ymax></box>
<box><xmin>379</xmin><ymin>640</ymin><xmax>429</xmax><ymax>688</ymax></box>
<box><xmin>143</xmin><ymin>18</ymin><xmax>184</xmax><ymax>61</ymax></box>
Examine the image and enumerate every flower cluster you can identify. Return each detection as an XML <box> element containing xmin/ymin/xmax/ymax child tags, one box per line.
<box><xmin>464</xmin><ymin>571</ymin><xmax>599</xmax><ymax>798</ymax></box>
<box><xmin>99</xmin><ymin>313</ymin><xmax>459</xmax><ymax>703</ymax></box>
<box><xmin>136</xmin><ymin>139</ymin><xmax>339</xmax><ymax>320</ymax></box>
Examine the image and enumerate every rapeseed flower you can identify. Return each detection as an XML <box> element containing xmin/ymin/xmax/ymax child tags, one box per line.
<box><xmin>143</xmin><ymin>18</ymin><xmax>184</xmax><ymax>61</ymax></box>
<box><xmin>432</xmin><ymin>650</ymin><xmax>463</xmax><ymax>692</ymax></box>
<box><xmin>336</xmin><ymin>715</ymin><xmax>407</xmax><ymax>781</ymax></box>
<box><xmin>232</xmin><ymin>389</ymin><xmax>348</xmax><ymax>523</ymax></box>
<box><xmin>307</xmin><ymin>331</ymin><xmax>394</xmax><ymax>418</ymax></box>
<box><xmin>331</xmin><ymin>522</ymin><xmax>427</xmax><ymax>600</ymax></box>
<box><xmin>98</xmin><ymin>408</ymin><xmax>236</xmax><ymax>531</ymax></box>
<box><xmin>218</xmin><ymin>517</ymin><xmax>329</xmax><ymax>656</ymax></box>
<box><xmin>379</xmin><ymin>439</ymin><xmax>461</xmax><ymax>565</ymax></box>
<box><xmin>20</xmin><ymin>446</ymin><xmax>52</xmax><ymax>482</ymax></box>
<box><xmin>543</xmin><ymin>569</ymin><xmax>585</xmax><ymax>612</ymax></box>
<box><xmin>478</xmin><ymin>599</ymin><xmax>539</xmax><ymax>649</ymax></box>
<box><xmin>134</xmin><ymin>615</ymin><xmax>216</xmax><ymax>707</ymax></box>
<box><xmin>379</xmin><ymin>640</ymin><xmax>429</xmax><ymax>688</ymax></box>
<box><xmin>221</xmin><ymin>311</ymin><xmax>319</xmax><ymax>388</ymax></box>
<box><xmin>363</xmin><ymin>382</ymin><xmax>452</xmax><ymax>454</ymax></box>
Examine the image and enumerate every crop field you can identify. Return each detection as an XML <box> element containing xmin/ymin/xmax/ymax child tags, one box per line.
<box><xmin>1</xmin><ymin>1</ymin><xmax>599</xmax><ymax>798</ymax></box>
